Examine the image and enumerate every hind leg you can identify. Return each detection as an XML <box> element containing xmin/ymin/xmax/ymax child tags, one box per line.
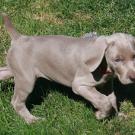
<box><xmin>11</xmin><ymin>74</ymin><xmax>39</xmax><ymax>124</ymax></box>
<box><xmin>0</xmin><ymin>66</ymin><xmax>13</xmax><ymax>80</ymax></box>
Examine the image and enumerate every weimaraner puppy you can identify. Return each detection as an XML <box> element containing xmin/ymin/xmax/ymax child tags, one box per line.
<box><xmin>1</xmin><ymin>13</ymin><xmax>135</xmax><ymax>124</ymax></box>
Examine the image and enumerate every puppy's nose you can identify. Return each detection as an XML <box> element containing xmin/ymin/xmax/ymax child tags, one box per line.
<box><xmin>128</xmin><ymin>72</ymin><xmax>135</xmax><ymax>81</ymax></box>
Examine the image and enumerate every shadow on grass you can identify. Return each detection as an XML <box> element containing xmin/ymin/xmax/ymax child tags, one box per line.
<box><xmin>114</xmin><ymin>78</ymin><xmax>135</xmax><ymax>106</ymax></box>
<box><xmin>26</xmin><ymin>77</ymin><xmax>95</xmax><ymax>111</ymax></box>
<box><xmin>25</xmin><ymin>77</ymin><xmax>135</xmax><ymax>113</ymax></box>
<box><xmin>1</xmin><ymin>77</ymin><xmax>135</xmax><ymax>116</ymax></box>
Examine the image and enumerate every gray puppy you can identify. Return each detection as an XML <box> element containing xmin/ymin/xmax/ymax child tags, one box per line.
<box><xmin>1</xmin><ymin>13</ymin><xmax>135</xmax><ymax>123</ymax></box>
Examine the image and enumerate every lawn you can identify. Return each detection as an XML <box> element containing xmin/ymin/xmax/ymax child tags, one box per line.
<box><xmin>0</xmin><ymin>0</ymin><xmax>135</xmax><ymax>134</ymax></box>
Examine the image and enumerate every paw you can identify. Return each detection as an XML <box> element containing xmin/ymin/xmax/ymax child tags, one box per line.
<box><xmin>25</xmin><ymin>116</ymin><xmax>43</xmax><ymax>124</ymax></box>
<box><xmin>95</xmin><ymin>111</ymin><xmax>109</xmax><ymax>120</ymax></box>
<box><xmin>118</xmin><ymin>112</ymin><xmax>128</xmax><ymax>119</ymax></box>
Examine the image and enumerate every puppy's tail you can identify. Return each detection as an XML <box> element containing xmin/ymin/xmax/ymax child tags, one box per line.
<box><xmin>1</xmin><ymin>13</ymin><xmax>21</xmax><ymax>40</ymax></box>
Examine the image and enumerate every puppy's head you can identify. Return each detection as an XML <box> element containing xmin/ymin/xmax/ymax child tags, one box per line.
<box><xmin>105</xmin><ymin>33</ymin><xmax>135</xmax><ymax>84</ymax></box>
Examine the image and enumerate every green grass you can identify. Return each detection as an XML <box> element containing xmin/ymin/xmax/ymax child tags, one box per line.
<box><xmin>0</xmin><ymin>0</ymin><xmax>135</xmax><ymax>134</ymax></box>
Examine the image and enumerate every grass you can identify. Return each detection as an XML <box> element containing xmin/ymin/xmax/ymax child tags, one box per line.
<box><xmin>0</xmin><ymin>0</ymin><xmax>135</xmax><ymax>134</ymax></box>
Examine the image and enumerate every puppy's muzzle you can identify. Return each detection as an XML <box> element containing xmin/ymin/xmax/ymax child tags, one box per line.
<box><xmin>128</xmin><ymin>71</ymin><xmax>135</xmax><ymax>82</ymax></box>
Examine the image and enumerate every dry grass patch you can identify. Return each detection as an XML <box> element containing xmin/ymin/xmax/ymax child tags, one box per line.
<box><xmin>31</xmin><ymin>0</ymin><xmax>50</xmax><ymax>9</ymax></box>
<box><xmin>73</xmin><ymin>11</ymin><xmax>92</xmax><ymax>21</ymax></box>
<box><xmin>33</xmin><ymin>12</ymin><xmax>64</xmax><ymax>25</ymax></box>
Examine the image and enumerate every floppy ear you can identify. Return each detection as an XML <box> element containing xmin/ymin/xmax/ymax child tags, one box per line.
<box><xmin>85</xmin><ymin>37</ymin><xmax>108</xmax><ymax>72</ymax></box>
<box><xmin>104</xmin><ymin>36</ymin><xmax>115</xmax><ymax>60</ymax></box>
<box><xmin>105</xmin><ymin>36</ymin><xmax>115</xmax><ymax>47</ymax></box>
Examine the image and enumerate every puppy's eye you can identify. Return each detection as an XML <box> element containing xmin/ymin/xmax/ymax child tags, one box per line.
<box><xmin>114</xmin><ymin>58</ymin><xmax>123</xmax><ymax>62</ymax></box>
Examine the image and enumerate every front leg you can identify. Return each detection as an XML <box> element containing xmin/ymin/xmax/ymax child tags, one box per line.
<box><xmin>108</xmin><ymin>92</ymin><xmax>118</xmax><ymax>113</ymax></box>
<box><xmin>91</xmin><ymin>73</ymin><xmax>113</xmax><ymax>87</ymax></box>
<box><xmin>72</xmin><ymin>70</ymin><xmax>113</xmax><ymax>119</ymax></box>
<box><xmin>92</xmin><ymin>72</ymin><xmax>118</xmax><ymax>114</ymax></box>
